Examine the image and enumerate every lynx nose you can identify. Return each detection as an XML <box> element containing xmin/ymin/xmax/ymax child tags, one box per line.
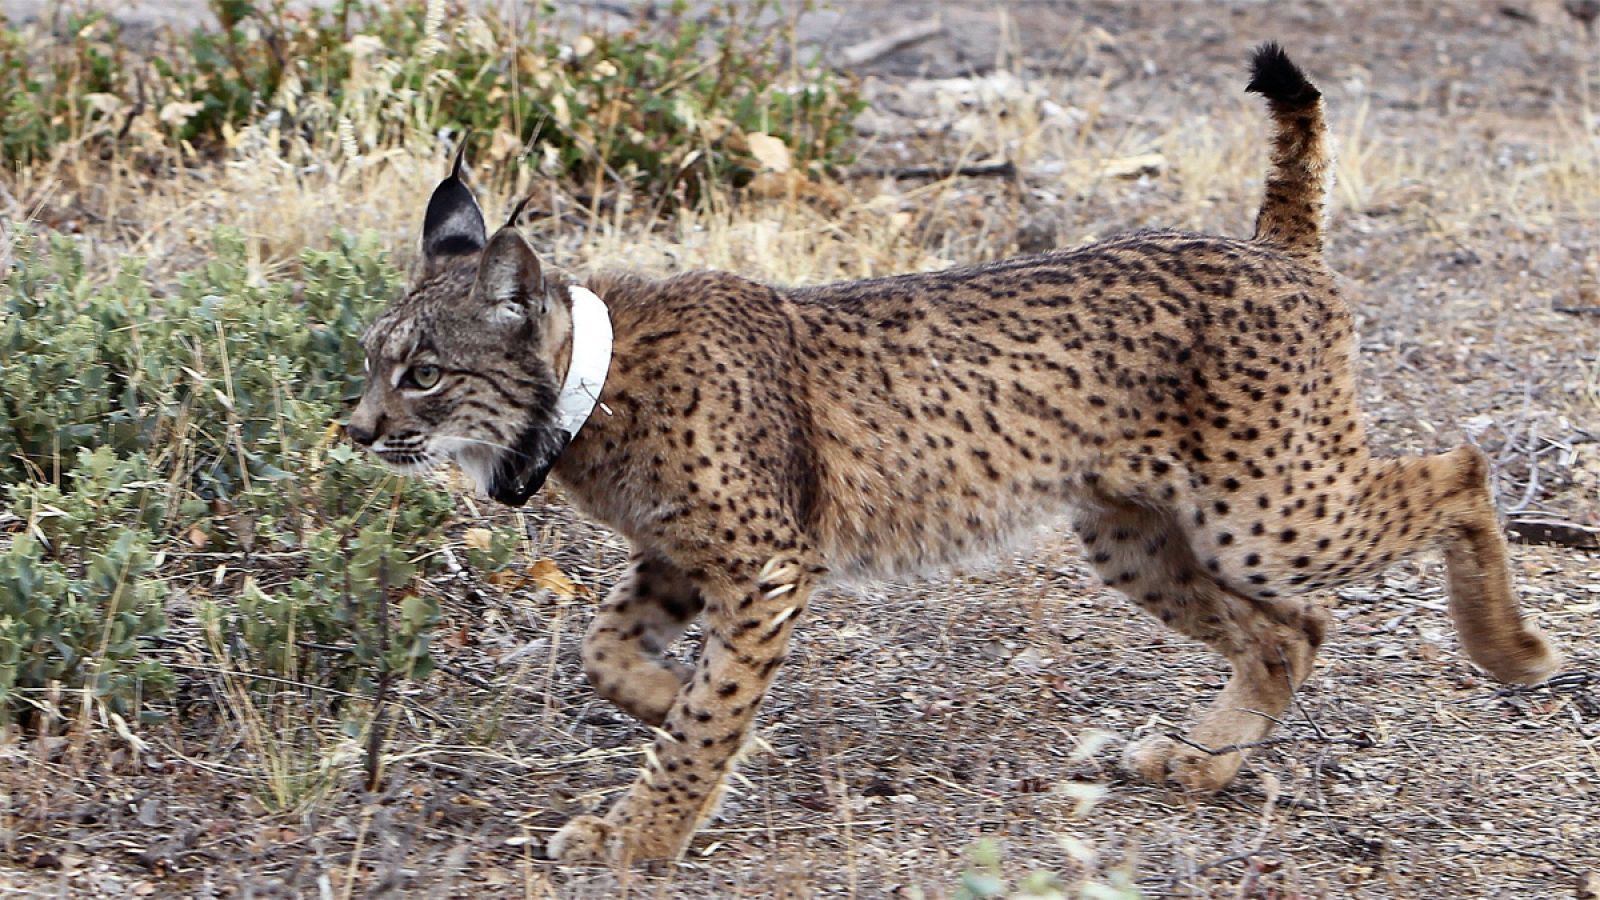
<box><xmin>347</xmin><ymin>420</ymin><xmax>378</xmax><ymax>447</ymax></box>
<box><xmin>347</xmin><ymin>404</ymin><xmax>385</xmax><ymax>447</ymax></box>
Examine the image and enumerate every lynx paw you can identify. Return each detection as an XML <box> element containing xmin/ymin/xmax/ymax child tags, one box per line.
<box><xmin>546</xmin><ymin>815</ymin><xmax>616</xmax><ymax>864</ymax></box>
<box><xmin>1123</xmin><ymin>734</ymin><xmax>1243</xmax><ymax>795</ymax></box>
<box><xmin>1490</xmin><ymin>627</ymin><xmax>1563</xmax><ymax>686</ymax></box>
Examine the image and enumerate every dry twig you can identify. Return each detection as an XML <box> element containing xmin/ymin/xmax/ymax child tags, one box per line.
<box><xmin>365</xmin><ymin>556</ymin><xmax>393</xmax><ymax>792</ymax></box>
<box><xmin>851</xmin><ymin>160</ymin><xmax>1018</xmax><ymax>181</ymax></box>
<box><xmin>837</xmin><ymin>20</ymin><xmax>946</xmax><ymax>68</ymax></box>
<box><xmin>1505</xmin><ymin>518</ymin><xmax>1600</xmax><ymax>549</ymax></box>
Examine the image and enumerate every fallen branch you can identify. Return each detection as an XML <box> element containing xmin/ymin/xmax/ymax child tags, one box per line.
<box><xmin>1232</xmin><ymin>787</ymin><xmax>1323</xmax><ymax>810</ymax></box>
<box><xmin>1167</xmin><ymin>730</ymin><xmax>1375</xmax><ymax>758</ymax></box>
<box><xmin>1486</xmin><ymin>846</ymin><xmax>1583</xmax><ymax>877</ymax></box>
<box><xmin>1457</xmin><ymin>671</ymin><xmax>1597</xmax><ymax>706</ymax></box>
<box><xmin>837</xmin><ymin>20</ymin><xmax>945</xmax><ymax>68</ymax></box>
<box><xmin>1499</xmin><ymin>5</ymin><xmax>1538</xmax><ymax>23</ymax></box>
<box><xmin>365</xmin><ymin>556</ymin><xmax>393</xmax><ymax>793</ymax></box>
<box><xmin>1505</xmin><ymin>517</ymin><xmax>1600</xmax><ymax>549</ymax></box>
<box><xmin>1493</xmin><ymin>671</ymin><xmax>1596</xmax><ymax>697</ymax></box>
<box><xmin>294</xmin><ymin>638</ymin><xmax>489</xmax><ymax>688</ymax></box>
<box><xmin>1553</xmin><ymin>305</ymin><xmax>1600</xmax><ymax>316</ymax></box>
<box><xmin>851</xmin><ymin>160</ymin><xmax>1017</xmax><ymax>181</ymax></box>
<box><xmin>1139</xmin><ymin>849</ymin><xmax>1269</xmax><ymax>887</ymax></box>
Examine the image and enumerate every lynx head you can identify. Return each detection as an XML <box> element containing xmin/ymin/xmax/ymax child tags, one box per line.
<box><xmin>349</xmin><ymin>149</ymin><xmax>574</xmax><ymax>506</ymax></box>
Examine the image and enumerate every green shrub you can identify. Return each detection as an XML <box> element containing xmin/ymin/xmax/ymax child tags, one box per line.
<box><xmin>0</xmin><ymin>234</ymin><xmax>144</xmax><ymax>472</ymax></box>
<box><xmin>0</xmin><ymin>449</ymin><xmax>172</xmax><ymax>726</ymax></box>
<box><xmin>2</xmin><ymin>0</ymin><xmax>863</xmax><ymax>194</ymax></box>
<box><xmin>950</xmin><ymin>838</ymin><xmax>1144</xmax><ymax>900</ymax></box>
<box><xmin>201</xmin><ymin>523</ymin><xmax>440</xmax><ymax>691</ymax></box>
<box><xmin>1</xmin><ymin>227</ymin><xmax>395</xmax><ymax>499</ymax></box>
<box><xmin>0</xmin><ymin>226</ymin><xmax>502</xmax><ymax>728</ymax></box>
<box><xmin>0</xmin><ymin>11</ymin><xmax>125</xmax><ymax>164</ymax></box>
<box><xmin>199</xmin><ymin>474</ymin><xmax>453</xmax><ymax>692</ymax></box>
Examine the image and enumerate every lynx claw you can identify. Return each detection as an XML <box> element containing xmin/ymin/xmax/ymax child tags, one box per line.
<box><xmin>762</xmin><ymin>582</ymin><xmax>796</xmax><ymax>600</ymax></box>
<box><xmin>757</xmin><ymin>556</ymin><xmax>802</xmax><ymax>588</ymax></box>
<box><xmin>547</xmin><ymin>815</ymin><xmax>617</xmax><ymax>865</ymax></box>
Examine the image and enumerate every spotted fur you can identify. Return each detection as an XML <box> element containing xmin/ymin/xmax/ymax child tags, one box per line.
<box><xmin>350</xmin><ymin>44</ymin><xmax>1560</xmax><ymax>865</ymax></box>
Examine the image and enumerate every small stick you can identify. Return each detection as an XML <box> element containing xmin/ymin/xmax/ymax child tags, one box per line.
<box><xmin>1505</xmin><ymin>518</ymin><xmax>1600</xmax><ymax>549</ymax></box>
<box><xmin>1167</xmin><ymin>730</ymin><xmax>1375</xmax><ymax>758</ymax></box>
<box><xmin>837</xmin><ymin>20</ymin><xmax>946</xmax><ymax>68</ymax></box>
<box><xmin>365</xmin><ymin>556</ymin><xmax>393</xmax><ymax>792</ymax></box>
<box><xmin>1139</xmin><ymin>849</ymin><xmax>1273</xmax><ymax>889</ymax></box>
<box><xmin>851</xmin><ymin>161</ymin><xmax>1018</xmax><ymax>181</ymax></box>
<box><xmin>1486</xmin><ymin>671</ymin><xmax>1596</xmax><ymax>700</ymax></box>
<box><xmin>1490</xmin><ymin>847</ymin><xmax>1583</xmax><ymax>877</ymax></box>
<box><xmin>1507</xmin><ymin>428</ymin><xmax>1543</xmax><ymax>514</ymax></box>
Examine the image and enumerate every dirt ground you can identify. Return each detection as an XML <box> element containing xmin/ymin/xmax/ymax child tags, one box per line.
<box><xmin>3</xmin><ymin>1</ymin><xmax>1598</xmax><ymax>898</ymax></box>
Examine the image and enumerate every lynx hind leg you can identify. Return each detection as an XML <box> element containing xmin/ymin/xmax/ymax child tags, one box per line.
<box><xmin>1430</xmin><ymin>446</ymin><xmax>1561</xmax><ymax>684</ymax></box>
<box><xmin>1076</xmin><ymin>503</ymin><xmax>1330</xmax><ymax>794</ymax></box>
<box><xmin>1314</xmin><ymin>446</ymin><xmax>1559</xmax><ymax>684</ymax></box>
<box><xmin>580</xmin><ymin>551</ymin><xmax>705</xmax><ymax>726</ymax></box>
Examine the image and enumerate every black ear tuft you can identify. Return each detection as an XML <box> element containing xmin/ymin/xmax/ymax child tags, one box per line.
<box><xmin>502</xmin><ymin>192</ymin><xmax>535</xmax><ymax>230</ymax></box>
<box><xmin>422</xmin><ymin>138</ymin><xmax>487</xmax><ymax>260</ymax></box>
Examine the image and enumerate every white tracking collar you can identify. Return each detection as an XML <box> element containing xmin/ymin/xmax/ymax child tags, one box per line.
<box><xmin>554</xmin><ymin>285</ymin><xmax>612</xmax><ymax>437</ymax></box>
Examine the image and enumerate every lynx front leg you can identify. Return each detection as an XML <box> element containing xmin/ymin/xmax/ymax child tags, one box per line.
<box><xmin>581</xmin><ymin>551</ymin><xmax>705</xmax><ymax>726</ymax></box>
<box><xmin>549</xmin><ymin>553</ymin><xmax>820</xmax><ymax>864</ymax></box>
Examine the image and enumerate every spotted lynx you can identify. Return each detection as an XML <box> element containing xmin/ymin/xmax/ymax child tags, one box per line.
<box><xmin>349</xmin><ymin>45</ymin><xmax>1560</xmax><ymax>864</ymax></box>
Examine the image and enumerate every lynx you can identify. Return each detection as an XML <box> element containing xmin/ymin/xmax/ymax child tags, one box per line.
<box><xmin>349</xmin><ymin>45</ymin><xmax>1560</xmax><ymax>864</ymax></box>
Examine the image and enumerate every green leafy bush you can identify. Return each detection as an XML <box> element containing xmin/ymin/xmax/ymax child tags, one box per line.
<box><xmin>201</xmin><ymin>523</ymin><xmax>439</xmax><ymax>690</ymax></box>
<box><xmin>0</xmin><ymin>11</ymin><xmax>125</xmax><ymax>164</ymax></box>
<box><xmin>2</xmin><ymin>0</ymin><xmax>863</xmax><ymax>193</ymax></box>
<box><xmin>199</xmin><ymin>488</ymin><xmax>452</xmax><ymax>692</ymax></box>
<box><xmin>1</xmin><ymin>448</ymin><xmax>171</xmax><ymax>726</ymax></box>
<box><xmin>0</xmin><ymin>227</ymin><xmax>488</xmax><ymax>728</ymax></box>
<box><xmin>0</xmin><ymin>529</ymin><xmax>171</xmax><ymax>726</ymax></box>
<box><xmin>1</xmin><ymin>227</ymin><xmax>393</xmax><ymax>497</ymax></box>
<box><xmin>951</xmin><ymin>838</ymin><xmax>1144</xmax><ymax>900</ymax></box>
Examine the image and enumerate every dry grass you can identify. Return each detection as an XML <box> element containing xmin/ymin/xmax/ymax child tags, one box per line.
<box><xmin>3</xmin><ymin>1</ymin><xmax>1598</xmax><ymax>897</ymax></box>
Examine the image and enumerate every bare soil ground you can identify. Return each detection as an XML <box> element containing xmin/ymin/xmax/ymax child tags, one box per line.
<box><xmin>3</xmin><ymin>2</ymin><xmax>1598</xmax><ymax>898</ymax></box>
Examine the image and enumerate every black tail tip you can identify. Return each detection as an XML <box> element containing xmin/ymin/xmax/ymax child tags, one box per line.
<box><xmin>1246</xmin><ymin>42</ymin><xmax>1320</xmax><ymax>107</ymax></box>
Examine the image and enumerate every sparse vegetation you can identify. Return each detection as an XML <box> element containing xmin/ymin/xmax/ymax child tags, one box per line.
<box><xmin>0</xmin><ymin>0</ymin><xmax>1595</xmax><ymax>896</ymax></box>
<box><xmin>0</xmin><ymin>0</ymin><xmax>862</xmax><ymax>740</ymax></box>
<box><xmin>0</xmin><ymin>0</ymin><xmax>862</xmax><ymax>192</ymax></box>
<box><xmin>0</xmin><ymin>473</ymin><xmax>169</xmax><ymax>727</ymax></box>
<box><xmin>0</xmin><ymin>225</ymin><xmax>483</xmax><ymax>728</ymax></box>
<box><xmin>950</xmin><ymin>838</ymin><xmax>1142</xmax><ymax>900</ymax></box>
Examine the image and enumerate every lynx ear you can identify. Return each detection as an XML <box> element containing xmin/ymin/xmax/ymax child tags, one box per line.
<box><xmin>421</xmin><ymin>140</ymin><xmax>487</xmax><ymax>262</ymax></box>
<box><xmin>474</xmin><ymin>226</ymin><xmax>545</xmax><ymax>316</ymax></box>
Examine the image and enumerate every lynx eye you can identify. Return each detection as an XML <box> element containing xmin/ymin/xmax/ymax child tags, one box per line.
<box><xmin>406</xmin><ymin>364</ymin><xmax>442</xmax><ymax>390</ymax></box>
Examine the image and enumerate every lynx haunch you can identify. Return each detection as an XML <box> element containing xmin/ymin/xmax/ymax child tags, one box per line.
<box><xmin>349</xmin><ymin>44</ymin><xmax>1561</xmax><ymax>864</ymax></box>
